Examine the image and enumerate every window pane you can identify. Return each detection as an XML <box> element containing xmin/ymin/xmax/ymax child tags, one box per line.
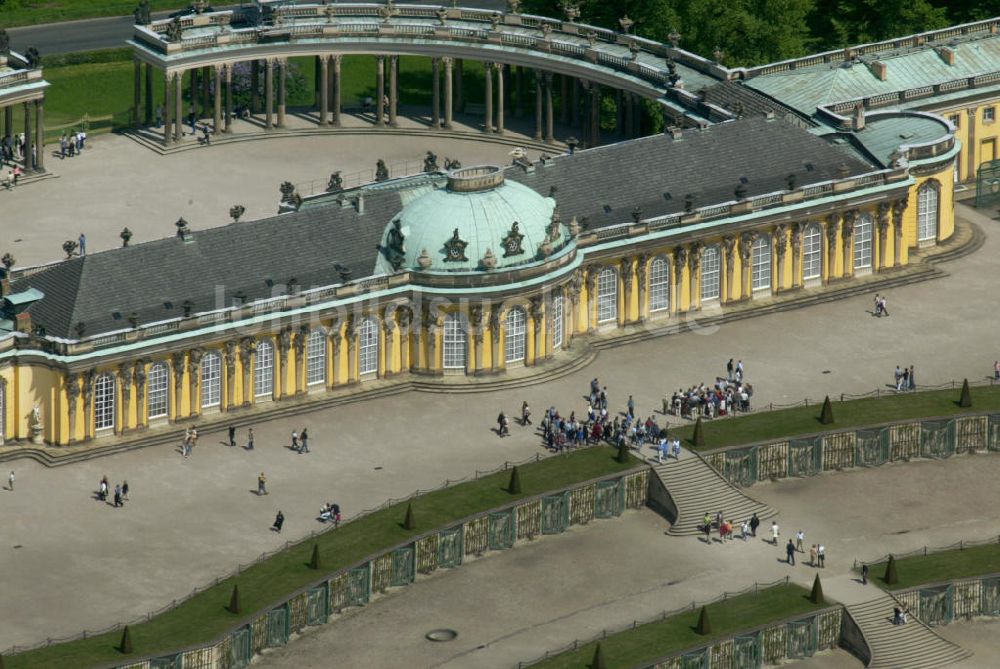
<box><xmin>551</xmin><ymin>296</ymin><xmax>564</xmax><ymax>349</ymax></box>
<box><xmin>854</xmin><ymin>215</ymin><xmax>873</xmax><ymax>269</ymax></box>
<box><xmin>752</xmin><ymin>235</ymin><xmax>771</xmax><ymax>291</ymax></box>
<box><xmin>918</xmin><ymin>184</ymin><xmax>938</xmax><ymax>241</ymax></box>
<box><xmin>255</xmin><ymin>341</ymin><xmax>274</xmax><ymax>397</ymax></box>
<box><xmin>148</xmin><ymin>362</ymin><xmax>170</xmax><ymax>418</ymax></box>
<box><xmin>201</xmin><ymin>353</ymin><xmax>221</xmax><ymax>407</ymax></box>
<box><xmin>649</xmin><ymin>257</ymin><xmax>670</xmax><ymax>312</ymax></box>
<box><xmin>443</xmin><ymin>313</ymin><xmax>467</xmax><ymax>369</ymax></box>
<box><xmin>307</xmin><ymin>330</ymin><xmax>326</xmax><ymax>385</ymax></box>
<box><xmin>701</xmin><ymin>246</ymin><xmax>720</xmax><ymax>300</ymax></box>
<box><xmin>505</xmin><ymin>308</ymin><xmax>526</xmax><ymax>363</ymax></box>
<box><xmin>359</xmin><ymin>318</ymin><xmax>379</xmax><ymax>375</ymax></box>
<box><xmin>803</xmin><ymin>224</ymin><xmax>822</xmax><ymax>280</ymax></box>
<box><xmin>597</xmin><ymin>268</ymin><xmax>617</xmax><ymax>323</ymax></box>
<box><xmin>95</xmin><ymin>373</ymin><xmax>115</xmax><ymax>431</ymax></box>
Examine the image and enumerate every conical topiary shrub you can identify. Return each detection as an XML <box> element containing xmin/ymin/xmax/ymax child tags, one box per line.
<box><xmin>884</xmin><ymin>555</ymin><xmax>898</xmax><ymax>585</ymax></box>
<box><xmin>819</xmin><ymin>396</ymin><xmax>834</xmax><ymax>425</ymax></box>
<box><xmin>119</xmin><ymin>625</ymin><xmax>133</xmax><ymax>654</ymax></box>
<box><xmin>403</xmin><ymin>502</ymin><xmax>416</xmax><ymax>530</ymax></box>
<box><xmin>309</xmin><ymin>543</ymin><xmax>321</xmax><ymax>570</ymax></box>
<box><xmin>616</xmin><ymin>441</ymin><xmax>629</xmax><ymax>463</ymax></box>
<box><xmin>810</xmin><ymin>574</ymin><xmax>825</xmax><ymax>604</ymax></box>
<box><xmin>507</xmin><ymin>465</ymin><xmax>522</xmax><ymax>494</ymax></box>
<box><xmin>693</xmin><ymin>417</ymin><xmax>705</xmax><ymax>448</ymax></box>
<box><xmin>591</xmin><ymin>642</ymin><xmax>607</xmax><ymax>669</ymax></box>
<box><xmin>959</xmin><ymin>379</ymin><xmax>972</xmax><ymax>408</ymax></box>
<box><xmin>0</xmin><ymin>652</ymin><xmax>6</xmax><ymax>669</ymax></box>
<box><xmin>695</xmin><ymin>605</ymin><xmax>711</xmax><ymax>635</ymax></box>
<box><xmin>228</xmin><ymin>584</ymin><xmax>242</xmax><ymax>614</ymax></box>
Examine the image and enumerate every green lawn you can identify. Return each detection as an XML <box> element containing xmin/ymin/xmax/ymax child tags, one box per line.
<box><xmin>869</xmin><ymin>543</ymin><xmax>1000</xmax><ymax>592</ymax></box>
<box><xmin>671</xmin><ymin>385</ymin><xmax>1000</xmax><ymax>451</ymax></box>
<box><xmin>9</xmin><ymin>447</ymin><xmax>638</xmax><ymax>668</ymax></box>
<box><xmin>0</xmin><ymin>0</ymin><xmax>189</xmax><ymax>27</ymax></box>
<box><xmin>529</xmin><ymin>583</ymin><xmax>825</xmax><ymax>669</ymax></box>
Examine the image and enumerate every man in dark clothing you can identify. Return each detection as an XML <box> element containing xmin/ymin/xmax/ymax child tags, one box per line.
<box><xmin>228</xmin><ymin>425</ymin><xmax>236</xmax><ymax>447</ymax></box>
<box><xmin>786</xmin><ymin>539</ymin><xmax>796</xmax><ymax>565</ymax></box>
<box><xmin>272</xmin><ymin>511</ymin><xmax>284</xmax><ymax>533</ymax></box>
<box><xmin>749</xmin><ymin>513</ymin><xmax>760</xmax><ymax>537</ymax></box>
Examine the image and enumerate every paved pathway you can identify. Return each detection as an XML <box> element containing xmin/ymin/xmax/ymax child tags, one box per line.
<box><xmin>2</xmin><ymin>129</ymin><xmax>1000</xmax><ymax>656</ymax></box>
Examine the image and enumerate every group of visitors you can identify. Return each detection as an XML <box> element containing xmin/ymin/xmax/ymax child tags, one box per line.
<box><xmin>290</xmin><ymin>428</ymin><xmax>310</xmax><ymax>454</ymax></box>
<box><xmin>779</xmin><ymin>527</ymin><xmax>826</xmax><ymax>567</ymax></box>
<box><xmin>181</xmin><ymin>426</ymin><xmax>200</xmax><ymax>457</ymax></box>
<box><xmin>96</xmin><ymin>475</ymin><xmax>129</xmax><ymax>508</ymax></box>
<box><xmin>58</xmin><ymin>130</ymin><xmax>87</xmax><ymax>159</ymax></box>
<box><xmin>873</xmin><ymin>293</ymin><xmax>890</xmax><ymax>317</ymax></box>
<box><xmin>667</xmin><ymin>360</ymin><xmax>755</xmax><ymax>419</ymax></box>
<box><xmin>893</xmin><ymin>365</ymin><xmax>917</xmax><ymax>392</ymax></box>
<box><xmin>318</xmin><ymin>502</ymin><xmax>341</xmax><ymax>526</ymax></box>
<box><xmin>702</xmin><ymin>510</ymin><xmax>759</xmax><ymax>543</ymax></box>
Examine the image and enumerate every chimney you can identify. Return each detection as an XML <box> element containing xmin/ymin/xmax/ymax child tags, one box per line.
<box><xmin>868</xmin><ymin>61</ymin><xmax>887</xmax><ymax>81</ymax></box>
<box><xmin>355</xmin><ymin>194</ymin><xmax>365</xmax><ymax>215</ymax></box>
<box><xmin>935</xmin><ymin>46</ymin><xmax>956</xmax><ymax>66</ymax></box>
<box><xmin>852</xmin><ymin>103</ymin><xmax>866</xmax><ymax>131</ymax></box>
<box><xmin>667</xmin><ymin>126</ymin><xmax>683</xmax><ymax>140</ymax></box>
<box><xmin>0</xmin><ymin>278</ymin><xmax>9</xmax><ymax>298</ymax></box>
<box><xmin>15</xmin><ymin>311</ymin><xmax>32</xmax><ymax>334</ymax></box>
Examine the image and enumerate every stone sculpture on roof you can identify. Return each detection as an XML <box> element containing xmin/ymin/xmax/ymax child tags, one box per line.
<box><xmin>385</xmin><ymin>219</ymin><xmax>406</xmax><ymax>270</ymax></box>
<box><xmin>443</xmin><ymin>228</ymin><xmax>468</xmax><ymax>262</ymax></box>
<box><xmin>501</xmin><ymin>221</ymin><xmax>525</xmax><ymax>257</ymax></box>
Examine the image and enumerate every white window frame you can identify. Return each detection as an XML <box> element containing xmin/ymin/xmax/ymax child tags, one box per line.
<box><xmin>359</xmin><ymin>317</ymin><xmax>380</xmax><ymax>376</ymax></box>
<box><xmin>200</xmin><ymin>352</ymin><xmax>221</xmax><ymax>408</ymax></box>
<box><xmin>596</xmin><ymin>267</ymin><xmax>618</xmax><ymax>323</ymax></box>
<box><xmin>442</xmin><ymin>313</ymin><xmax>467</xmax><ymax>370</ymax></box>
<box><xmin>853</xmin><ymin>214</ymin><xmax>873</xmax><ymax>270</ymax></box>
<box><xmin>700</xmin><ymin>245</ymin><xmax>720</xmax><ymax>301</ymax></box>
<box><xmin>551</xmin><ymin>295</ymin><xmax>565</xmax><ymax>349</ymax></box>
<box><xmin>917</xmin><ymin>183</ymin><xmax>938</xmax><ymax>241</ymax></box>
<box><xmin>802</xmin><ymin>224</ymin><xmax>822</xmax><ymax>280</ymax></box>
<box><xmin>648</xmin><ymin>256</ymin><xmax>670</xmax><ymax>313</ymax></box>
<box><xmin>752</xmin><ymin>235</ymin><xmax>771</xmax><ymax>291</ymax></box>
<box><xmin>985</xmin><ymin>107</ymin><xmax>996</xmax><ymax>122</ymax></box>
<box><xmin>254</xmin><ymin>340</ymin><xmax>274</xmax><ymax>397</ymax></box>
<box><xmin>94</xmin><ymin>373</ymin><xmax>116</xmax><ymax>431</ymax></box>
<box><xmin>306</xmin><ymin>330</ymin><xmax>326</xmax><ymax>386</ymax></box>
<box><xmin>505</xmin><ymin>307</ymin><xmax>527</xmax><ymax>363</ymax></box>
<box><xmin>147</xmin><ymin>362</ymin><xmax>170</xmax><ymax>419</ymax></box>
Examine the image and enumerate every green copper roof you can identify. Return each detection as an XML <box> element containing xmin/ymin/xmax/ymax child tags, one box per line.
<box><xmin>849</xmin><ymin>114</ymin><xmax>952</xmax><ymax>166</ymax></box>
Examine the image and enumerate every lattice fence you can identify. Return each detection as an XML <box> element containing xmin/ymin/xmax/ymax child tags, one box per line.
<box><xmin>757</xmin><ymin>442</ymin><xmax>788</xmax><ymax>480</ymax></box>
<box><xmin>571</xmin><ymin>483</ymin><xmax>596</xmax><ymax>525</ymax></box>
<box><xmin>822</xmin><ymin>432</ymin><xmax>855</xmax><ymax>471</ymax></box>
<box><xmin>517</xmin><ymin>498</ymin><xmax>542</xmax><ymax>539</ymax></box>
<box><xmin>955</xmin><ymin>416</ymin><xmax>987</xmax><ymax>454</ymax></box>
<box><xmin>890</xmin><ymin>422</ymin><xmax>921</xmax><ymax>460</ymax></box>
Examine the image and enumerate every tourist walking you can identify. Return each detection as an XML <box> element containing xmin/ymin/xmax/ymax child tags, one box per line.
<box><xmin>521</xmin><ymin>401</ymin><xmax>532</xmax><ymax>425</ymax></box>
<box><xmin>818</xmin><ymin>543</ymin><xmax>826</xmax><ymax>567</ymax></box>
<box><xmin>861</xmin><ymin>564</ymin><xmax>869</xmax><ymax>585</ymax></box>
<box><xmin>880</xmin><ymin>295</ymin><xmax>889</xmax><ymax>316</ymax></box>
<box><xmin>113</xmin><ymin>483</ymin><xmax>123</xmax><ymax>508</ymax></box>
<box><xmin>228</xmin><ymin>425</ymin><xmax>236</xmax><ymax>447</ymax></box>
<box><xmin>247</xmin><ymin>427</ymin><xmax>255</xmax><ymax>450</ymax></box>
<box><xmin>795</xmin><ymin>530</ymin><xmax>805</xmax><ymax>553</ymax></box>
<box><xmin>122</xmin><ymin>480</ymin><xmax>130</xmax><ymax>500</ymax></box>
<box><xmin>78</xmin><ymin>233</ymin><xmax>87</xmax><ymax>256</ymax></box>
<box><xmin>995</xmin><ymin>361</ymin><xmax>1000</xmax><ymax>382</ymax></box>
<box><xmin>749</xmin><ymin>513</ymin><xmax>760</xmax><ymax>537</ymax></box>
<box><xmin>874</xmin><ymin>294</ymin><xmax>882</xmax><ymax>317</ymax></box>
<box><xmin>894</xmin><ymin>365</ymin><xmax>902</xmax><ymax>389</ymax></box>
<box><xmin>908</xmin><ymin>365</ymin><xmax>916</xmax><ymax>391</ymax></box>
<box><xmin>7</xmin><ymin>470</ymin><xmax>13</xmax><ymax>491</ymax></box>
<box><xmin>291</xmin><ymin>430</ymin><xmax>299</xmax><ymax>451</ymax></box>
<box><xmin>257</xmin><ymin>472</ymin><xmax>268</xmax><ymax>496</ymax></box>
<box><xmin>770</xmin><ymin>521</ymin><xmax>780</xmax><ymax>545</ymax></box>
<box><xmin>786</xmin><ymin>539</ymin><xmax>796</xmax><ymax>565</ymax></box>
<box><xmin>809</xmin><ymin>544</ymin><xmax>818</xmax><ymax>567</ymax></box>
<box><xmin>497</xmin><ymin>411</ymin><xmax>509</xmax><ymax>437</ymax></box>
<box><xmin>272</xmin><ymin>510</ymin><xmax>285</xmax><ymax>533</ymax></box>
<box><xmin>299</xmin><ymin>428</ymin><xmax>309</xmax><ymax>454</ymax></box>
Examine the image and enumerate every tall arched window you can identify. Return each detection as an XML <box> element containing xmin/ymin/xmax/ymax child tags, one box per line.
<box><xmin>551</xmin><ymin>295</ymin><xmax>565</xmax><ymax>349</ymax></box>
<box><xmin>802</xmin><ymin>223</ymin><xmax>822</xmax><ymax>280</ymax></box>
<box><xmin>854</xmin><ymin>214</ymin><xmax>873</xmax><ymax>270</ymax></box>
<box><xmin>917</xmin><ymin>182</ymin><xmax>938</xmax><ymax>241</ymax></box>
<box><xmin>200</xmin><ymin>352</ymin><xmax>221</xmax><ymax>408</ymax></box>
<box><xmin>359</xmin><ymin>317</ymin><xmax>380</xmax><ymax>375</ymax></box>
<box><xmin>701</xmin><ymin>245</ymin><xmax>720</xmax><ymax>301</ymax></box>
<box><xmin>505</xmin><ymin>307</ymin><xmax>527</xmax><ymax>363</ymax></box>
<box><xmin>648</xmin><ymin>256</ymin><xmax>670</xmax><ymax>313</ymax></box>
<box><xmin>94</xmin><ymin>373</ymin><xmax>116</xmax><ymax>431</ymax></box>
<box><xmin>306</xmin><ymin>329</ymin><xmax>326</xmax><ymax>386</ymax></box>
<box><xmin>147</xmin><ymin>362</ymin><xmax>170</xmax><ymax>418</ymax></box>
<box><xmin>597</xmin><ymin>267</ymin><xmax>617</xmax><ymax>323</ymax></box>
<box><xmin>752</xmin><ymin>234</ymin><xmax>771</xmax><ymax>291</ymax></box>
<box><xmin>443</xmin><ymin>312</ymin><xmax>467</xmax><ymax>369</ymax></box>
<box><xmin>254</xmin><ymin>340</ymin><xmax>274</xmax><ymax>397</ymax></box>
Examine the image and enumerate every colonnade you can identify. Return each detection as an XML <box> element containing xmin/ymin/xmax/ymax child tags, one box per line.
<box><xmin>135</xmin><ymin>54</ymin><xmax>646</xmax><ymax>148</ymax></box>
<box><xmin>0</xmin><ymin>98</ymin><xmax>45</xmax><ymax>172</ymax></box>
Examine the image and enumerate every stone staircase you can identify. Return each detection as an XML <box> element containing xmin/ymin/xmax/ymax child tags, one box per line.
<box><xmin>652</xmin><ymin>452</ymin><xmax>777</xmax><ymax>536</ymax></box>
<box><xmin>846</xmin><ymin>594</ymin><xmax>972</xmax><ymax>668</ymax></box>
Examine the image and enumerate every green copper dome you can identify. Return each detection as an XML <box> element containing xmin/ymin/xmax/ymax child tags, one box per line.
<box><xmin>376</xmin><ymin>166</ymin><xmax>567</xmax><ymax>274</ymax></box>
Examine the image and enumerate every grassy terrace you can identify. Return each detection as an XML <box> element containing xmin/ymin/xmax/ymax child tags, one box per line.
<box><xmin>9</xmin><ymin>447</ymin><xmax>638</xmax><ymax>668</ymax></box>
<box><xmin>1</xmin><ymin>1</ymin><xmax>188</xmax><ymax>27</ymax></box>
<box><xmin>871</xmin><ymin>544</ymin><xmax>1000</xmax><ymax>592</ymax></box>
<box><xmin>671</xmin><ymin>385</ymin><xmax>1000</xmax><ymax>451</ymax></box>
<box><xmin>529</xmin><ymin>583</ymin><xmax>825</xmax><ymax>669</ymax></box>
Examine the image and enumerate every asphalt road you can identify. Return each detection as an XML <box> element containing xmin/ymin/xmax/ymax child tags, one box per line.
<box><xmin>7</xmin><ymin>0</ymin><xmax>506</xmax><ymax>56</ymax></box>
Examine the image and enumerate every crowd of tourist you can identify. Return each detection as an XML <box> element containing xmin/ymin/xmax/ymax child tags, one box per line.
<box><xmin>666</xmin><ymin>359</ymin><xmax>754</xmax><ymax>419</ymax></box>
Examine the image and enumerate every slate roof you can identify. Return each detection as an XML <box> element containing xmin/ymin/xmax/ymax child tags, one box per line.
<box><xmin>505</xmin><ymin>115</ymin><xmax>876</xmax><ymax>231</ymax></box>
<box><xmin>12</xmin><ymin>116</ymin><xmax>877</xmax><ymax>339</ymax></box>
<box><xmin>701</xmin><ymin>80</ymin><xmax>802</xmax><ymax>120</ymax></box>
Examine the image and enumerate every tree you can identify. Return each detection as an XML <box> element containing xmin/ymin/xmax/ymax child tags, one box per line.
<box><xmin>591</xmin><ymin>642</ymin><xmax>608</xmax><ymax>669</ymax></box>
<box><xmin>811</xmin><ymin>0</ymin><xmax>948</xmax><ymax>49</ymax></box>
<box><xmin>616</xmin><ymin>440</ymin><xmax>630</xmax><ymax>463</ymax></box>
<box><xmin>507</xmin><ymin>465</ymin><xmax>522</xmax><ymax>494</ymax></box>
<box><xmin>883</xmin><ymin>555</ymin><xmax>898</xmax><ymax>585</ymax></box>
<box><xmin>228</xmin><ymin>584</ymin><xmax>242</xmax><ymax>614</ymax></box>
<box><xmin>819</xmin><ymin>396</ymin><xmax>834</xmax><ymax>425</ymax></box>
<box><xmin>119</xmin><ymin>625</ymin><xmax>133</xmax><ymax>654</ymax></box>
<box><xmin>309</xmin><ymin>543</ymin><xmax>321</xmax><ymax>570</ymax></box>
<box><xmin>695</xmin><ymin>605</ymin><xmax>711</xmax><ymax>634</ymax></box>
<box><xmin>403</xmin><ymin>502</ymin><xmax>416</xmax><ymax>530</ymax></box>
<box><xmin>230</xmin><ymin>204</ymin><xmax>246</xmax><ymax>224</ymax></box>
<box><xmin>693</xmin><ymin>416</ymin><xmax>705</xmax><ymax>448</ymax></box>
<box><xmin>680</xmin><ymin>0</ymin><xmax>817</xmax><ymax>66</ymax></box>
<box><xmin>959</xmin><ymin>379</ymin><xmax>972</xmax><ymax>408</ymax></box>
<box><xmin>809</xmin><ymin>574</ymin><xmax>824</xmax><ymax>604</ymax></box>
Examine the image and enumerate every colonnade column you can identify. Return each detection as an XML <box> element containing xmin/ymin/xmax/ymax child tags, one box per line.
<box><xmin>688</xmin><ymin>245</ymin><xmax>701</xmax><ymax>311</ymax></box>
<box><xmin>163</xmin><ymin>73</ymin><xmax>173</xmax><ymax>145</ymax></box>
<box><xmin>174</xmin><ymin>72</ymin><xmax>183</xmax><ymax>142</ymax></box>
<box><xmin>375</xmin><ymin>56</ymin><xmax>386</xmax><ymax>127</ymax></box>
<box><xmin>383</xmin><ymin>318</ymin><xmax>396</xmax><ymax>377</ymax></box>
<box><xmin>455</xmin><ymin>59</ymin><xmax>464</xmax><ymax>113</ymax></box>
<box><xmin>740</xmin><ymin>233</ymin><xmax>754</xmax><ymax>300</ymax></box>
<box><xmin>34</xmin><ymin>100</ymin><xmax>44</xmax><ymax>171</ymax></box>
<box><xmin>534</xmin><ymin>70</ymin><xmax>543</xmax><ymax>140</ymax></box>
<box><xmin>442</xmin><ymin>56</ymin><xmax>454</xmax><ymax>129</ymax></box>
<box><xmin>877</xmin><ymin>203</ymin><xmax>890</xmax><ymax>270</ymax></box>
<box><xmin>431</xmin><ymin>57</ymin><xmax>440</xmax><ymax>128</ymax></box>
<box><xmin>483</xmin><ymin>61</ymin><xmax>493</xmax><ymax>133</ymax></box>
<box><xmin>589</xmin><ymin>82</ymin><xmax>601</xmax><ymax>147</ymax></box>
<box><xmin>494</xmin><ymin>62</ymin><xmax>504</xmax><ymax>134</ymax></box>
<box><xmin>319</xmin><ymin>55</ymin><xmax>329</xmax><ymax>126</ymax></box>
<box><xmin>616</xmin><ymin>89</ymin><xmax>624</xmax><ymax>135</ymax></box>
<box><xmin>531</xmin><ymin>299</ymin><xmax>543</xmax><ymax>365</ymax></box>
<box><xmin>22</xmin><ymin>101</ymin><xmax>33</xmax><ymax>171</ymax></box>
<box><xmin>635</xmin><ymin>255</ymin><xmax>648</xmax><ymax>322</ymax></box>
<box><xmin>389</xmin><ymin>56</ymin><xmax>399</xmax><ymax>127</ymax></box>
<box><xmin>560</xmin><ymin>75</ymin><xmax>569</xmax><ymax>125</ymax></box>
<box><xmin>201</xmin><ymin>65</ymin><xmax>211</xmax><ymax>119</ymax></box>
<box><xmin>145</xmin><ymin>63</ymin><xmax>153</xmax><ymax>126</ymax></box>
<box><xmin>189</xmin><ymin>68</ymin><xmax>198</xmax><ymax>124</ymax></box>
<box><xmin>133</xmin><ymin>57</ymin><xmax>142</xmax><ymax>128</ymax></box>
<box><xmin>251</xmin><ymin>60</ymin><xmax>260</xmax><ymax>114</ymax></box>
<box><xmin>544</xmin><ymin>71</ymin><xmax>554</xmax><ymax>143</ymax></box>
<box><xmin>632</xmin><ymin>94</ymin><xmax>642</xmax><ymax>136</ymax></box>
<box><xmin>841</xmin><ymin>213</ymin><xmax>855</xmax><ymax>279</ymax></box>
<box><xmin>265</xmin><ymin>59</ymin><xmax>274</xmax><ymax>129</ymax></box>
<box><xmin>277</xmin><ymin>59</ymin><xmax>287</xmax><ymax>128</ymax></box>
<box><xmin>892</xmin><ymin>199</ymin><xmax>907</xmax><ymax>267</ymax></box>
<box><xmin>213</xmin><ymin>66</ymin><xmax>222</xmax><ymax>133</ymax></box>
<box><xmin>331</xmin><ymin>55</ymin><xmax>342</xmax><ymax>127</ymax></box>
<box><xmin>224</xmin><ymin>64</ymin><xmax>233</xmax><ymax>133</ymax></box>
<box><xmin>672</xmin><ymin>248</ymin><xmax>686</xmax><ymax>315</ymax></box>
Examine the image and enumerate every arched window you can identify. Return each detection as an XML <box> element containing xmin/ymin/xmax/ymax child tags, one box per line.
<box><xmin>200</xmin><ymin>352</ymin><xmax>221</xmax><ymax>407</ymax></box>
<box><xmin>254</xmin><ymin>340</ymin><xmax>274</xmax><ymax>397</ymax></box>
<box><xmin>147</xmin><ymin>362</ymin><xmax>170</xmax><ymax>418</ymax></box>
<box><xmin>917</xmin><ymin>182</ymin><xmax>938</xmax><ymax>241</ymax></box>
<box><xmin>648</xmin><ymin>256</ymin><xmax>670</xmax><ymax>313</ymax></box>
<box><xmin>752</xmin><ymin>234</ymin><xmax>771</xmax><ymax>291</ymax></box>
<box><xmin>551</xmin><ymin>295</ymin><xmax>565</xmax><ymax>349</ymax></box>
<box><xmin>306</xmin><ymin>329</ymin><xmax>326</xmax><ymax>385</ymax></box>
<box><xmin>802</xmin><ymin>223</ymin><xmax>822</xmax><ymax>280</ymax></box>
<box><xmin>700</xmin><ymin>245</ymin><xmax>720</xmax><ymax>301</ymax></box>
<box><xmin>359</xmin><ymin>317</ymin><xmax>380</xmax><ymax>375</ymax></box>
<box><xmin>94</xmin><ymin>373</ymin><xmax>116</xmax><ymax>431</ymax></box>
<box><xmin>597</xmin><ymin>267</ymin><xmax>617</xmax><ymax>323</ymax></box>
<box><xmin>505</xmin><ymin>307</ymin><xmax>527</xmax><ymax>363</ymax></box>
<box><xmin>443</xmin><ymin>312</ymin><xmax>467</xmax><ymax>369</ymax></box>
<box><xmin>854</xmin><ymin>214</ymin><xmax>873</xmax><ymax>270</ymax></box>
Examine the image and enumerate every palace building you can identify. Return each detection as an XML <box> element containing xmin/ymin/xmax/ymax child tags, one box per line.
<box><xmin>0</xmin><ymin>1</ymin><xmax>979</xmax><ymax>448</ymax></box>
